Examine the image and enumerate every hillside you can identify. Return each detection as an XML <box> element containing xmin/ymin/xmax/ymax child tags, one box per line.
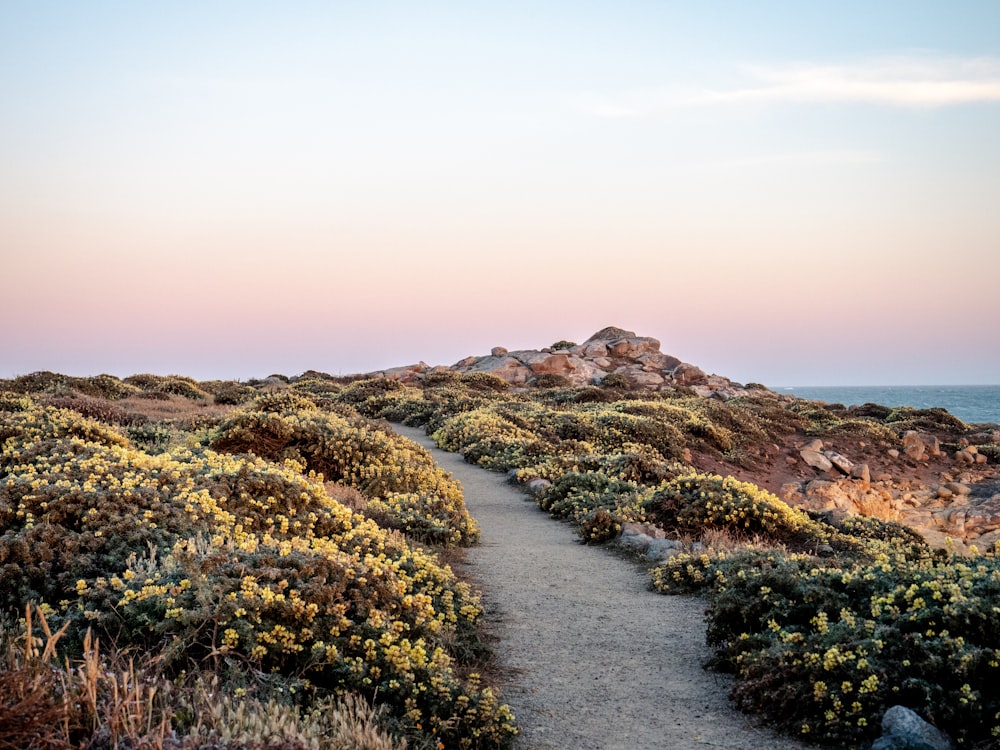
<box><xmin>2</xmin><ymin>329</ymin><xmax>1000</xmax><ymax>748</ymax></box>
<box><xmin>370</xmin><ymin>326</ymin><xmax>1000</xmax><ymax>554</ymax></box>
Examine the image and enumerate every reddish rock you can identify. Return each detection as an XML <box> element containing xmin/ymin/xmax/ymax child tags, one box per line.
<box><xmin>530</xmin><ymin>353</ymin><xmax>573</xmax><ymax>376</ymax></box>
<box><xmin>903</xmin><ymin>431</ymin><xmax>927</xmax><ymax>461</ymax></box>
<box><xmin>672</xmin><ymin>363</ymin><xmax>707</xmax><ymax>385</ymax></box>
<box><xmin>623</xmin><ymin>369</ymin><xmax>665</xmax><ymax>388</ymax></box>
<box><xmin>851</xmin><ymin>463</ymin><xmax>872</xmax><ymax>485</ymax></box>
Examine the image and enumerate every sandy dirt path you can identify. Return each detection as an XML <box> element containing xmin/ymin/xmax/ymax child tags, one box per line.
<box><xmin>393</xmin><ymin>425</ymin><xmax>810</xmax><ymax>750</ymax></box>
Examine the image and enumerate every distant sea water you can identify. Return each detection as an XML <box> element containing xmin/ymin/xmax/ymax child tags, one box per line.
<box><xmin>779</xmin><ymin>385</ymin><xmax>1000</xmax><ymax>426</ymax></box>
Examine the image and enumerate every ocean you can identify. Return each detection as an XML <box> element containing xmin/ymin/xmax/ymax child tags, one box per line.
<box><xmin>778</xmin><ymin>385</ymin><xmax>1000</xmax><ymax>426</ymax></box>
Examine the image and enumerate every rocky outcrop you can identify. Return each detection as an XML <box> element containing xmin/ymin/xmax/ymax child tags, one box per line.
<box><xmin>360</xmin><ymin>326</ymin><xmax>999</xmax><ymax>556</ymax></box>
<box><xmin>368</xmin><ymin>362</ymin><xmax>429</xmax><ymax>384</ymax></box>
<box><xmin>783</xmin><ymin>438</ymin><xmax>1000</xmax><ymax>553</ymax></box>
<box><xmin>902</xmin><ymin>431</ymin><xmax>942</xmax><ymax>461</ymax></box>
<box><xmin>425</xmin><ymin>326</ymin><xmax>760</xmax><ymax>396</ymax></box>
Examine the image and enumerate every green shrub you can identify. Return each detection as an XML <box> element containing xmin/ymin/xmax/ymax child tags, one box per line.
<box><xmin>0</xmin><ymin>392</ymin><xmax>35</xmax><ymax>413</ymax></box>
<box><xmin>5</xmin><ymin>371</ymin><xmax>70</xmax><ymax>395</ymax></box>
<box><xmin>0</xmin><ymin>402</ymin><xmax>514</xmax><ymax>748</ymax></box>
<box><xmin>702</xmin><ymin>552</ymin><xmax>1000</xmax><ymax>746</ymax></box>
<box><xmin>123</xmin><ymin>374</ymin><xmax>211</xmax><ymax>400</ymax></box>
<box><xmin>534</xmin><ymin>373</ymin><xmax>571</xmax><ymax>388</ymax></box>
<box><xmin>642</xmin><ymin>473</ymin><xmax>830</xmax><ymax>549</ymax></box>
<box><xmin>579</xmin><ymin>508</ymin><xmax>620</xmax><ymax>543</ymax></box>
<box><xmin>885</xmin><ymin>406</ymin><xmax>967</xmax><ymax>433</ymax></box>
<box><xmin>252</xmin><ymin>390</ymin><xmax>319</xmax><ymax>413</ymax></box>
<box><xmin>460</xmin><ymin>372</ymin><xmax>511</xmax><ymax>392</ymax></box>
<box><xmin>47</xmin><ymin>396</ymin><xmax>132</xmax><ymax>425</ymax></box>
<box><xmin>70</xmin><ymin>374</ymin><xmax>141</xmax><ymax>400</ymax></box>
<box><xmin>536</xmin><ymin>471</ymin><xmax>641</xmax><ymax>521</ymax></box>
<box><xmin>212</xmin><ymin>402</ymin><xmax>479</xmax><ymax>546</ymax></box>
<box><xmin>210</xmin><ymin>382</ymin><xmax>259</xmax><ymax>405</ymax></box>
<box><xmin>599</xmin><ymin>372</ymin><xmax>629</xmax><ymax>389</ymax></box>
<box><xmin>127</xmin><ymin>422</ymin><xmax>174</xmax><ymax>453</ymax></box>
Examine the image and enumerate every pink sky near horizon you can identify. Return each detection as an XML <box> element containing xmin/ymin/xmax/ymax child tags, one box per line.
<box><xmin>2</xmin><ymin>3</ymin><xmax>999</xmax><ymax>387</ymax></box>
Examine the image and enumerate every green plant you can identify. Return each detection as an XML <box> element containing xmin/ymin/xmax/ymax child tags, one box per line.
<box><xmin>534</xmin><ymin>374</ymin><xmax>571</xmax><ymax>389</ymax></box>
<box><xmin>459</xmin><ymin>373</ymin><xmax>510</xmax><ymax>392</ymax></box>
<box><xmin>599</xmin><ymin>372</ymin><xmax>628</xmax><ymax>389</ymax></box>
<box><xmin>211</xmin><ymin>382</ymin><xmax>259</xmax><ymax>405</ymax></box>
<box><xmin>211</xmin><ymin>401</ymin><xmax>479</xmax><ymax>546</ymax></box>
<box><xmin>0</xmin><ymin>399</ymin><xmax>514</xmax><ymax>748</ymax></box>
<box><xmin>641</xmin><ymin>473</ymin><xmax>830</xmax><ymax>550</ymax></box>
<box><xmin>578</xmin><ymin>508</ymin><xmax>620</xmax><ymax>544</ymax></box>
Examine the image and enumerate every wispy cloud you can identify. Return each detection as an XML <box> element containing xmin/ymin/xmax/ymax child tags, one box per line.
<box><xmin>580</xmin><ymin>55</ymin><xmax>1000</xmax><ymax>117</ymax></box>
<box><xmin>709</xmin><ymin>149</ymin><xmax>885</xmax><ymax>170</ymax></box>
<box><xmin>705</xmin><ymin>56</ymin><xmax>1000</xmax><ymax>107</ymax></box>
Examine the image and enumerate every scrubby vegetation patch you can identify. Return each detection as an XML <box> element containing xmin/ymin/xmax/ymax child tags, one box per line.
<box><xmin>0</xmin><ymin>393</ymin><xmax>514</xmax><ymax>748</ymax></box>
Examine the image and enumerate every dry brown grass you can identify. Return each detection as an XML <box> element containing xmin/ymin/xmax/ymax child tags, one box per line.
<box><xmin>699</xmin><ymin>527</ymin><xmax>788</xmax><ymax>555</ymax></box>
<box><xmin>117</xmin><ymin>394</ymin><xmax>234</xmax><ymax>422</ymax></box>
<box><xmin>1</xmin><ymin>607</ymin><xmax>75</xmax><ymax>750</ymax></box>
<box><xmin>325</xmin><ymin>482</ymin><xmax>368</xmax><ymax>512</ymax></box>
<box><xmin>1</xmin><ymin>606</ymin><xmax>172</xmax><ymax>750</ymax></box>
<box><xmin>0</xmin><ymin>607</ymin><xmax>407</xmax><ymax>750</ymax></box>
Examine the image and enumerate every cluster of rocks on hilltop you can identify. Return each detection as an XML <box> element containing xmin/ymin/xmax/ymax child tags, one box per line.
<box><xmin>372</xmin><ymin>326</ymin><xmax>759</xmax><ymax>399</ymax></box>
<box><xmin>367</xmin><ymin>325</ymin><xmax>1000</xmax><ymax>554</ymax></box>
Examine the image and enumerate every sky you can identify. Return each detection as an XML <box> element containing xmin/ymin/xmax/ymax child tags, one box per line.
<box><xmin>2</xmin><ymin>1</ymin><xmax>999</xmax><ymax>387</ymax></box>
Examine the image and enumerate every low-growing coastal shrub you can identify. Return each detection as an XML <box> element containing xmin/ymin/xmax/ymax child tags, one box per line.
<box><xmin>122</xmin><ymin>374</ymin><xmax>212</xmax><ymax>401</ymax></box>
<box><xmin>0</xmin><ymin>397</ymin><xmax>514</xmax><ymax>748</ymax></box>
<box><xmin>357</xmin><ymin>376</ymin><xmax>991</xmax><ymax>747</ymax></box>
<box><xmin>211</xmin><ymin>397</ymin><xmax>479</xmax><ymax>546</ymax></box>
<box><xmin>651</xmin><ymin>546</ymin><xmax>1000</xmax><ymax>747</ymax></box>
<box><xmin>210</xmin><ymin>381</ymin><xmax>260</xmax><ymax>405</ymax></box>
<box><xmin>641</xmin><ymin>473</ymin><xmax>830</xmax><ymax>550</ymax></box>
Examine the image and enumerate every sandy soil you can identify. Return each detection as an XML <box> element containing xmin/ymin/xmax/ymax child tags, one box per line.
<box><xmin>393</xmin><ymin>425</ymin><xmax>810</xmax><ymax>750</ymax></box>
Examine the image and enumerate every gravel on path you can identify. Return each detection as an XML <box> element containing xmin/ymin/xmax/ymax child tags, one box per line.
<box><xmin>393</xmin><ymin>425</ymin><xmax>811</xmax><ymax>750</ymax></box>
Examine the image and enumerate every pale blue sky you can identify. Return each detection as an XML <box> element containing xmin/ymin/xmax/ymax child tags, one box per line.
<box><xmin>2</xmin><ymin>2</ymin><xmax>999</xmax><ymax>385</ymax></box>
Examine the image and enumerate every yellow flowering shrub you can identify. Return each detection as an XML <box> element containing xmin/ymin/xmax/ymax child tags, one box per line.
<box><xmin>348</xmin><ymin>376</ymin><xmax>992</xmax><ymax>746</ymax></box>
<box><xmin>641</xmin><ymin>472</ymin><xmax>829</xmax><ymax>548</ymax></box>
<box><xmin>212</xmin><ymin>399</ymin><xmax>479</xmax><ymax>546</ymax></box>
<box><xmin>0</xmin><ymin>400</ymin><xmax>514</xmax><ymax>748</ymax></box>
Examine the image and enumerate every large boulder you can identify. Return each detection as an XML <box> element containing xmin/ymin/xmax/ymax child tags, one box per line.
<box><xmin>571</xmin><ymin>341</ymin><xmax>610</xmax><ymax>358</ymax></box>
<box><xmin>608</xmin><ymin>337</ymin><xmax>661</xmax><ymax>358</ymax></box>
<box><xmin>800</xmin><ymin>449</ymin><xmax>833</xmax><ymax>472</ymax></box>
<box><xmin>871</xmin><ymin>705</ymin><xmax>955</xmax><ymax>750</ymax></box>
<box><xmin>377</xmin><ymin>362</ymin><xmax>429</xmax><ymax>383</ymax></box>
<box><xmin>825</xmin><ymin>450</ymin><xmax>854</xmax><ymax>474</ymax></box>
<box><xmin>528</xmin><ymin>354</ymin><xmax>606</xmax><ymax>385</ymax></box>
<box><xmin>439</xmin><ymin>326</ymin><xmax>737</xmax><ymax>393</ymax></box>
<box><xmin>619</xmin><ymin>367</ymin><xmax>665</xmax><ymax>388</ymax></box>
<box><xmin>584</xmin><ymin>326</ymin><xmax>638</xmax><ymax>343</ymax></box>
<box><xmin>902</xmin><ymin>432</ymin><xmax>941</xmax><ymax>462</ymax></box>
<box><xmin>671</xmin><ymin>363</ymin><xmax>707</xmax><ymax>385</ymax></box>
<box><xmin>636</xmin><ymin>352</ymin><xmax>682</xmax><ymax>370</ymax></box>
<box><xmin>583</xmin><ymin>326</ymin><xmax>661</xmax><ymax>360</ymax></box>
<box><xmin>962</xmin><ymin>497</ymin><xmax>1000</xmax><ymax>537</ymax></box>
<box><xmin>529</xmin><ymin>353</ymin><xmax>574</xmax><ymax>377</ymax></box>
<box><xmin>790</xmin><ymin>478</ymin><xmax>898</xmax><ymax>519</ymax></box>
<box><xmin>466</xmin><ymin>355</ymin><xmax>533</xmax><ymax>385</ymax></box>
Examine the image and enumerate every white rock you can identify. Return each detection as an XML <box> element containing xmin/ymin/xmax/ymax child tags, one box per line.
<box><xmin>801</xmin><ymin>449</ymin><xmax>833</xmax><ymax>472</ymax></box>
